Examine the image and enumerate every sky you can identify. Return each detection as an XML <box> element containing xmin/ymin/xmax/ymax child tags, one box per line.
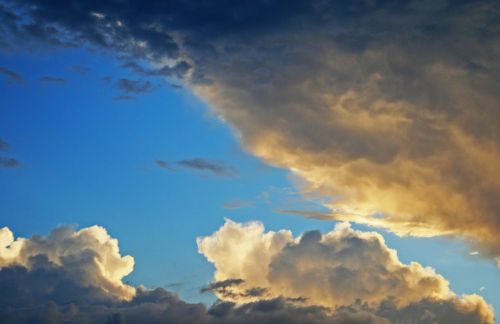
<box><xmin>0</xmin><ymin>1</ymin><xmax>499</xmax><ymax>323</ymax></box>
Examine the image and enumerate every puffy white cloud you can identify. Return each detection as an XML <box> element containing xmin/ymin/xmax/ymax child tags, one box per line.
<box><xmin>0</xmin><ymin>222</ymin><xmax>493</xmax><ymax>323</ymax></box>
<box><xmin>198</xmin><ymin>219</ymin><xmax>494</xmax><ymax>323</ymax></box>
<box><xmin>0</xmin><ymin>225</ymin><xmax>135</xmax><ymax>300</ymax></box>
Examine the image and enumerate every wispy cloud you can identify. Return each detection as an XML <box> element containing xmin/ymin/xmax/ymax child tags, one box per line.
<box><xmin>69</xmin><ymin>65</ymin><xmax>90</xmax><ymax>75</ymax></box>
<box><xmin>0</xmin><ymin>66</ymin><xmax>23</xmax><ymax>84</ymax></box>
<box><xmin>0</xmin><ymin>138</ymin><xmax>22</xmax><ymax>168</ymax></box>
<box><xmin>116</xmin><ymin>78</ymin><xmax>155</xmax><ymax>94</ymax></box>
<box><xmin>38</xmin><ymin>76</ymin><xmax>67</xmax><ymax>84</ymax></box>
<box><xmin>155</xmin><ymin>159</ymin><xmax>173</xmax><ymax>170</ymax></box>
<box><xmin>178</xmin><ymin>158</ymin><xmax>238</xmax><ymax>177</ymax></box>
<box><xmin>223</xmin><ymin>199</ymin><xmax>253</xmax><ymax>210</ymax></box>
<box><xmin>113</xmin><ymin>95</ymin><xmax>135</xmax><ymax>101</ymax></box>
<box><xmin>155</xmin><ymin>158</ymin><xmax>238</xmax><ymax>177</ymax></box>
<box><xmin>0</xmin><ymin>138</ymin><xmax>9</xmax><ymax>151</ymax></box>
<box><xmin>0</xmin><ymin>156</ymin><xmax>21</xmax><ymax>168</ymax></box>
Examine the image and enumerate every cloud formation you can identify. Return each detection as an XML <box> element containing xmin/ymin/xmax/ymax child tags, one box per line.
<box><xmin>0</xmin><ymin>223</ymin><xmax>493</xmax><ymax>323</ymax></box>
<box><xmin>38</xmin><ymin>76</ymin><xmax>67</xmax><ymax>84</ymax></box>
<box><xmin>1</xmin><ymin>0</ymin><xmax>499</xmax><ymax>259</ymax></box>
<box><xmin>178</xmin><ymin>158</ymin><xmax>238</xmax><ymax>177</ymax></box>
<box><xmin>0</xmin><ymin>138</ymin><xmax>22</xmax><ymax>168</ymax></box>
<box><xmin>198</xmin><ymin>219</ymin><xmax>493</xmax><ymax>323</ymax></box>
<box><xmin>116</xmin><ymin>78</ymin><xmax>155</xmax><ymax>94</ymax></box>
<box><xmin>0</xmin><ymin>66</ymin><xmax>23</xmax><ymax>84</ymax></box>
<box><xmin>155</xmin><ymin>158</ymin><xmax>238</xmax><ymax>177</ymax></box>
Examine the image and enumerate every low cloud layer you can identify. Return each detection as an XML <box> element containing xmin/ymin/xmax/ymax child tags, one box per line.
<box><xmin>0</xmin><ymin>223</ymin><xmax>493</xmax><ymax>323</ymax></box>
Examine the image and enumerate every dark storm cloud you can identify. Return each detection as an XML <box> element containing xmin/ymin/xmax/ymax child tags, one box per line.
<box><xmin>116</xmin><ymin>78</ymin><xmax>155</xmax><ymax>94</ymax></box>
<box><xmin>38</xmin><ymin>76</ymin><xmax>67</xmax><ymax>84</ymax></box>
<box><xmin>0</xmin><ymin>66</ymin><xmax>23</xmax><ymax>84</ymax></box>
<box><xmin>1</xmin><ymin>0</ymin><xmax>500</xmax><ymax>270</ymax></box>
<box><xmin>178</xmin><ymin>158</ymin><xmax>238</xmax><ymax>177</ymax></box>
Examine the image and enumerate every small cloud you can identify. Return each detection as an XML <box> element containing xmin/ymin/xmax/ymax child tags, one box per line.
<box><xmin>90</xmin><ymin>12</ymin><xmax>105</xmax><ymax>20</ymax></box>
<box><xmin>200</xmin><ymin>278</ymin><xmax>244</xmax><ymax>294</ymax></box>
<box><xmin>170</xmin><ymin>83</ymin><xmax>182</xmax><ymax>89</ymax></box>
<box><xmin>113</xmin><ymin>95</ymin><xmax>135</xmax><ymax>101</ymax></box>
<box><xmin>101</xmin><ymin>75</ymin><xmax>113</xmax><ymax>83</ymax></box>
<box><xmin>116</xmin><ymin>78</ymin><xmax>155</xmax><ymax>94</ymax></box>
<box><xmin>479</xmin><ymin>286</ymin><xmax>485</xmax><ymax>292</ymax></box>
<box><xmin>38</xmin><ymin>76</ymin><xmax>67</xmax><ymax>84</ymax></box>
<box><xmin>0</xmin><ymin>157</ymin><xmax>22</xmax><ymax>168</ymax></box>
<box><xmin>0</xmin><ymin>138</ymin><xmax>10</xmax><ymax>151</ymax></box>
<box><xmin>155</xmin><ymin>160</ymin><xmax>173</xmax><ymax>170</ymax></box>
<box><xmin>69</xmin><ymin>65</ymin><xmax>90</xmax><ymax>75</ymax></box>
<box><xmin>0</xmin><ymin>66</ymin><xmax>24</xmax><ymax>84</ymax></box>
<box><xmin>469</xmin><ymin>251</ymin><xmax>479</xmax><ymax>256</ymax></box>
<box><xmin>223</xmin><ymin>199</ymin><xmax>253</xmax><ymax>210</ymax></box>
<box><xmin>177</xmin><ymin>158</ymin><xmax>238</xmax><ymax>177</ymax></box>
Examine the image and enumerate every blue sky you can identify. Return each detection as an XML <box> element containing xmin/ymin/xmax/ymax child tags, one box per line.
<box><xmin>1</xmin><ymin>46</ymin><xmax>498</xmax><ymax>317</ymax></box>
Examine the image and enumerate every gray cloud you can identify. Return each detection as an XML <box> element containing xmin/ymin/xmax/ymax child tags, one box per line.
<box><xmin>113</xmin><ymin>95</ymin><xmax>135</xmax><ymax>101</ymax></box>
<box><xmin>116</xmin><ymin>78</ymin><xmax>155</xmax><ymax>94</ymax></box>
<box><xmin>0</xmin><ymin>66</ymin><xmax>23</xmax><ymax>84</ymax></box>
<box><xmin>0</xmin><ymin>157</ymin><xmax>21</xmax><ymax>168</ymax></box>
<box><xmin>155</xmin><ymin>159</ymin><xmax>173</xmax><ymax>170</ymax></box>
<box><xmin>0</xmin><ymin>138</ymin><xmax>22</xmax><ymax>168</ymax></box>
<box><xmin>38</xmin><ymin>76</ymin><xmax>67</xmax><ymax>84</ymax></box>
<box><xmin>200</xmin><ymin>278</ymin><xmax>245</xmax><ymax>294</ymax></box>
<box><xmin>178</xmin><ymin>158</ymin><xmax>238</xmax><ymax>177</ymax></box>
<box><xmin>0</xmin><ymin>138</ymin><xmax>9</xmax><ymax>151</ymax></box>
<box><xmin>69</xmin><ymin>65</ymin><xmax>90</xmax><ymax>75</ymax></box>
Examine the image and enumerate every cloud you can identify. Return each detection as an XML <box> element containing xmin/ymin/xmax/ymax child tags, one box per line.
<box><xmin>223</xmin><ymin>199</ymin><xmax>253</xmax><ymax>210</ymax></box>
<box><xmin>0</xmin><ymin>223</ymin><xmax>493</xmax><ymax>324</ymax></box>
<box><xmin>113</xmin><ymin>95</ymin><xmax>135</xmax><ymax>101</ymax></box>
<box><xmin>0</xmin><ymin>157</ymin><xmax>21</xmax><ymax>168</ymax></box>
<box><xmin>0</xmin><ymin>138</ymin><xmax>22</xmax><ymax>168</ymax></box>
<box><xmin>200</xmin><ymin>278</ymin><xmax>245</xmax><ymax>294</ymax></box>
<box><xmin>69</xmin><ymin>65</ymin><xmax>90</xmax><ymax>75</ymax></box>
<box><xmin>198</xmin><ymin>219</ymin><xmax>493</xmax><ymax>323</ymax></box>
<box><xmin>116</xmin><ymin>78</ymin><xmax>155</xmax><ymax>94</ymax></box>
<box><xmin>0</xmin><ymin>66</ymin><xmax>23</xmax><ymax>84</ymax></box>
<box><xmin>38</xmin><ymin>76</ymin><xmax>67</xmax><ymax>84</ymax></box>
<box><xmin>2</xmin><ymin>0</ymin><xmax>500</xmax><ymax>260</ymax></box>
<box><xmin>0</xmin><ymin>138</ymin><xmax>9</xmax><ymax>151</ymax></box>
<box><xmin>178</xmin><ymin>158</ymin><xmax>238</xmax><ymax>177</ymax></box>
<box><xmin>155</xmin><ymin>159</ymin><xmax>173</xmax><ymax>170</ymax></box>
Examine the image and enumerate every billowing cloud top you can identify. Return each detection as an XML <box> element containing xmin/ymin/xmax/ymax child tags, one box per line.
<box><xmin>198</xmin><ymin>220</ymin><xmax>493</xmax><ymax>324</ymax></box>
<box><xmin>0</xmin><ymin>225</ymin><xmax>135</xmax><ymax>300</ymax></box>
<box><xmin>0</xmin><ymin>223</ymin><xmax>494</xmax><ymax>323</ymax></box>
<box><xmin>2</xmin><ymin>0</ymin><xmax>498</xmax><ymax>262</ymax></box>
